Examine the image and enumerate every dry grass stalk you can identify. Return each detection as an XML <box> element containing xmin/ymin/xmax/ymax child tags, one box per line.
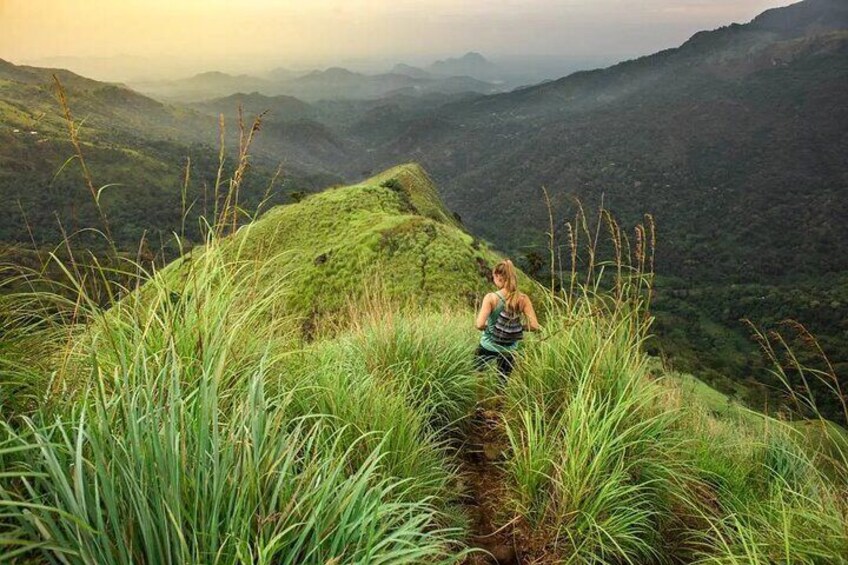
<box><xmin>52</xmin><ymin>74</ymin><xmax>114</xmax><ymax>245</ymax></box>
<box><xmin>217</xmin><ymin>106</ymin><xmax>266</xmax><ymax>236</ymax></box>
<box><xmin>213</xmin><ymin>113</ymin><xmax>226</xmax><ymax>226</ymax></box>
<box><xmin>565</xmin><ymin>221</ymin><xmax>577</xmax><ymax>301</ymax></box>
<box><xmin>181</xmin><ymin>156</ymin><xmax>192</xmax><ymax>243</ymax></box>
<box><xmin>541</xmin><ymin>186</ymin><xmax>557</xmax><ymax>294</ymax></box>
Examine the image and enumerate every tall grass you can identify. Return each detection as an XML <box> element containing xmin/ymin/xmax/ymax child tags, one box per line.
<box><xmin>679</xmin><ymin>333</ymin><xmax>848</xmax><ymax>564</ymax></box>
<box><xmin>495</xmin><ymin>203</ymin><xmax>848</xmax><ymax>564</ymax></box>
<box><xmin>354</xmin><ymin>310</ymin><xmax>480</xmax><ymax>435</ymax></box>
<box><xmin>502</xmin><ymin>293</ymin><xmax>694</xmax><ymax>563</ymax></box>
<box><xmin>0</xmin><ymin>90</ymin><xmax>481</xmax><ymax>562</ymax></box>
<box><xmin>0</xmin><ymin>364</ymin><xmax>462</xmax><ymax>563</ymax></box>
<box><xmin>0</xmin><ymin>238</ymin><xmax>475</xmax><ymax>563</ymax></box>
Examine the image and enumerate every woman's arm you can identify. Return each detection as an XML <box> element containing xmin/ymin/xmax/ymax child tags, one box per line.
<box><xmin>475</xmin><ymin>294</ymin><xmax>494</xmax><ymax>330</ymax></box>
<box><xmin>522</xmin><ymin>295</ymin><xmax>541</xmax><ymax>331</ymax></box>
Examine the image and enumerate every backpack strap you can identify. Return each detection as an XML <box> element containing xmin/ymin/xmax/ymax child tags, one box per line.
<box><xmin>495</xmin><ymin>291</ymin><xmax>520</xmax><ymax>314</ymax></box>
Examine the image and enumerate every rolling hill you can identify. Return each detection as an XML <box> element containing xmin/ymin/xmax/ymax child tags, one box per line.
<box><xmin>191</xmin><ymin>92</ymin><xmax>314</xmax><ymax>121</ymax></box>
<box><xmin>0</xmin><ymin>59</ymin><xmax>348</xmax><ymax>252</ymax></box>
<box><xmin>132</xmin><ymin>65</ymin><xmax>502</xmax><ymax>104</ymax></box>
<box><xmin>131</xmin><ymin>70</ymin><xmax>277</xmax><ymax>102</ymax></box>
<box><xmin>158</xmin><ymin>163</ymin><xmax>527</xmax><ymax>333</ymax></box>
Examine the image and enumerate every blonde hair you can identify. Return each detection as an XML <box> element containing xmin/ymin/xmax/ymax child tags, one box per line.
<box><xmin>493</xmin><ymin>259</ymin><xmax>521</xmax><ymax>312</ymax></box>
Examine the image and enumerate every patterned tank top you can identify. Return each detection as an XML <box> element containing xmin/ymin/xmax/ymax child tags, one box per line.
<box><xmin>480</xmin><ymin>291</ymin><xmax>520</xmax><ymax>353</ymax></box>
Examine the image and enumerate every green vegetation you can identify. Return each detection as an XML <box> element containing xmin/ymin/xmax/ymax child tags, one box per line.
<box><xmin>2</xmin><ymin>4</ymin><xmax>847</xmax><ymax>554</ymax></box>
<box><xmin>1</xmin><ymin>163</ymin><xmax>846</xmax><ymax>563</ymax></box>
<box><xmin>150</xmin><ymin>163</ymin><xmax>519</xmax><ymax>336</ymax></box>
<box><xmin>0</xmin><ymin>243</ymin><xmax>471</xmax><ymax>563</ymax></box>
<box><xmin>500</xmin><ymin>291</ymin><xmax>847</xmax><ymax>563</ymax></box>
<box><xmin>653</xmin><ymin>273</ymin><xmax>848</xmax><ymax>424</ymax></box>
<box><xmin>0</xmin><ymin>59</ymin><xmax>340</xmax><ymax>255</ymax></box>
<box><xmin>345</xmin><ymin>2</ymin><xmax>848</xmax><ymax>422</ymax></box>
<box><xmin>3</xmin><ymin>1</ymin><xmax>847</xmax><ymax>427</ymax></box>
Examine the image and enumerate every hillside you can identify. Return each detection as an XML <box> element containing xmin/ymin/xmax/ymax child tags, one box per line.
<box><xmin>132</xmin><ymin>71</ymin><xmax>277</xmax><ymax>101</ymax></box>
<box><xmin>1</xmin><ymin>159</ymin><xmax>846</xmax><ymax>563</ymax></box>
<box><xmin>191</xmin><ymin>92</ymin><xmax>314</xmax><ymax>121</ymax></box>
<box><xmin>358</xmin><ymin>1</ymin><xmax>848</xmax><ymax>282</ymax></box>
<box><xmin>0</xmin><ymin>59</ymin><xmax>345</xmax><ymax>252</ymax></box>
<box><xmin>348</xmin><ymin>0</ymin><xmax>848</xmax><ymax>411</ymax></box>
<box><xmin>159</xmin><ymin>163</ymin><xmax>522</xmax><ymax>334</ymax></box>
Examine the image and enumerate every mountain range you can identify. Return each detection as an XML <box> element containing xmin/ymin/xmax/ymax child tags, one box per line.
<box><xmin>0</xmin><ymin>58</ymin><xmax>344</xmax><ymax>252</ymax></box>
<box><xmin>354</xmin><ymin>0</ymin><xmax>848</xmax><ymax>282</ymax></box>
<box><xmin>131</xmin><ymin>56</ymin><xmax>506</xmax><ymax>103</ymax></box>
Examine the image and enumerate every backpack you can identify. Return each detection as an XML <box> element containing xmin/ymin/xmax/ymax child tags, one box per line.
<box><xmin>491</xmin><ymin>294</ymin><xmax>524</xmax><ymax>345</ymax></box>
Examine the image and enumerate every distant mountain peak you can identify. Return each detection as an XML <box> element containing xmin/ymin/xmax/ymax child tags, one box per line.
<box><xmin>428</xmin><ymin>52</ymin><xmax>499</xmax><ymax>80</ymax></box>
<box><xmin>433</xmin><ymin>52</ymin><xmax>490</xmax><ymax>66</ymax></box>
<box><xmin>459</xmin><ymin>51</ymin><xmax>488</xmax><ymax>62</ymax></box>
<box><xmin>320</xmin><ymin>67</ymin><xmax>358</xmax><ymax>77</ymax></box>
<box><xmin>391</xmin><ymin>63</ymin><xmax>432</xmax><ymax>79</ymax></box>
<box><xmin>192</xmin><ymin>70</ymin><xmax>232</xmax><ymax>79</ymax></box>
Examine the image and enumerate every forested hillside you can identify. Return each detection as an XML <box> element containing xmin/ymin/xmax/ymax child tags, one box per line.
<box><xmin>356</xmin><ymin>0</ymin><xmax>848</xmax><ymax>282</ymax></box>
<box><xmin>0</xmin><ymin>59</ymin><xmax>341</xmax><ymax>252</ymax></box>
<box><xmin>346</xmin><ymin>0</ymin><xmax>848</xmax><ymax>411</ymax></box>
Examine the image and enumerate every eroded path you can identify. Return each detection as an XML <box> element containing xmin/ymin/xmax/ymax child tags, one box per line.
<box><xmin>461</xmin><ymin>406</ymin><xmax>523</xmax><ymax>565</ymax></box>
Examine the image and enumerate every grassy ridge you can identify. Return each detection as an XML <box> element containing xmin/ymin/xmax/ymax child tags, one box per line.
<box><xmin>154</xmin><ymin>163</ymin><xmax>529</xmax><ymax>337</ymax></box>
<box><xmin>0</xmin><ymin>163</ymin><xmax>846</xmax><ymax>563</ymax></box>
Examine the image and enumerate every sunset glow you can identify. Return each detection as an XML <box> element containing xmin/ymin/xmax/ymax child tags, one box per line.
<box><xmin>1</xmin><ymin>0</ymin><xmax>793</xmax><ymax>79</ymax></box>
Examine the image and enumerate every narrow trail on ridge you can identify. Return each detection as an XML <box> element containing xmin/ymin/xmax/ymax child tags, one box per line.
<box><xmin>461</xmin><ymin>403</ymin><xmax>523</xmax><ymax>565</ymax></box>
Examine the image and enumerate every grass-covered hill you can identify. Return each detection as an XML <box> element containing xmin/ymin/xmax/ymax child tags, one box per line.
<box><xmin>1</xmin><ymin>159</ymin><xmax>846</xmax><ymax>564</ymax></box>
<box><xmin>158</xmin><ymin>163</ymin><xmax>522</xmax><ymax>336</ymax></box>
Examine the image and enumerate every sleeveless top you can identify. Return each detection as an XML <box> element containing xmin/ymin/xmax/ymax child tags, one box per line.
<box><xmin>480</xmin><ymin>291</ymin><xmax>520</xmax><ymax>353</ymax></box>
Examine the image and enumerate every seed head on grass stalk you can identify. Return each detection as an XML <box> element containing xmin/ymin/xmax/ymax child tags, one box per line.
<box><xmin>745</xmin><ymin>319</ymin><xmax>848</xmax><ymax>475</ymax></box>
<box><xmin>52</xmin><ymin>75</ymin><xmax>115</xmax><ymax>252</ymax></box>
<box><xmin>217</xmin><ymin>106</ymin><xmax>267</xmax><ymax>238</ymax></box>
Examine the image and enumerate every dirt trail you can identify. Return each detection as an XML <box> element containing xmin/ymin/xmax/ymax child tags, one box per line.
<box><xmin>461</xmin><ymin>407</ymin><xmax>522</xmax><ymax>565</ymax></box>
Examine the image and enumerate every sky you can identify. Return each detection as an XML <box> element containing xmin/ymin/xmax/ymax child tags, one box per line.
<box><xmin>0</xmin><ymin>0</ymin><xmax>794</xmax><ymax>79</ymax></box>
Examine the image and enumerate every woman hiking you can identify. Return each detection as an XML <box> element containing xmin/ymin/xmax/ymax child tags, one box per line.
<box><xmin>475</xmin><ymin>259</ymin><xmax>540</xmax><ymax>378</ymax></box>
